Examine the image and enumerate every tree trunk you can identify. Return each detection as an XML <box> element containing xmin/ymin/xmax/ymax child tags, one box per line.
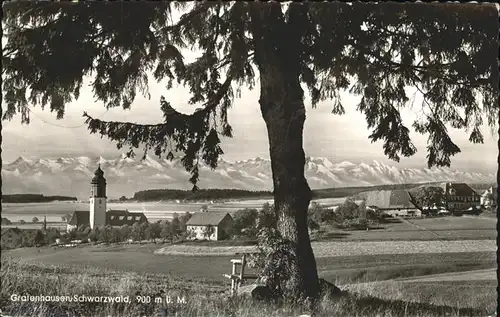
<box><xmin>497</xmin><ymin>108</ymin><xmax>500</xmax><ymax>311</ymax></box>
<box><xmin>260</xmin><ymin>75</ymin><xmax>320</xmax><ymax>301</ymax></box>
<box><xmin>249</xmin><ymin>2</ymin><xmax>320</xmax><ymax>302</ymax></box>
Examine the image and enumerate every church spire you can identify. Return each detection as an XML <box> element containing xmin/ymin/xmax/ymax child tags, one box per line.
<box><xmin>91</xmin><ymin>164</ymin><xmax>106</xmax><ymax>197</ymax></box>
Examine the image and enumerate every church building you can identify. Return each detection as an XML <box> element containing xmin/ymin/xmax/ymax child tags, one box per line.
<box><xmin>66</xmin><ymin>165</ymin><xmax>148</xmax><ymax>232</ymax></box>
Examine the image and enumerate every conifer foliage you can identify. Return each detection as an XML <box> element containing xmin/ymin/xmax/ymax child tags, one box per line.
<box><xmin>3</xmin><ymin>2</ymin><xmax>498</xmax><ymax>300</ymax></box>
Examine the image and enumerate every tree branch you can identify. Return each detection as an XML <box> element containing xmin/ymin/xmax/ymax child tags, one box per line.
<box><xmin>163</xmin><ymin>2</ymin><xmax>212</xmax><ymax>33</ymax></box>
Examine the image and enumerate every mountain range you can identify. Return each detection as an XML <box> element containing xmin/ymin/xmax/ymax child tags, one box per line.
<box><xmin>2</xmin><ymin>155</ymin><xmax>495</xmax><ymax>199</ymax></box>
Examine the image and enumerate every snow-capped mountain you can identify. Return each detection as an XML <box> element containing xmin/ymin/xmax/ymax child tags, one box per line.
<box><xmin>2</xmin><ymin>155</ymin><xmax>495</xmax><ymax>199</ymax></box>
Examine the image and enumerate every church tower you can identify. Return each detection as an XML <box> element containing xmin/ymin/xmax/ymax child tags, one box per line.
<box><xmin>90</xmin><ymin>164</ymin><xmax>107</xmax><ymax>229</ymax></box>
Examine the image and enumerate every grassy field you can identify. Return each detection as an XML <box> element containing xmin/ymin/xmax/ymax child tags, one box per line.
<box><xmin>1</xmin><ymin>215</ymin><xmax>497</xmax><ymax>316</ymax></box>
<box><xmin>316</xmin><ymin>252</ymin><xmax>495</xmax><ymax>285</ymax></box>
<box><xmin>2</xmin><ymin>243</ymin><xmax>495</xmax><ymax>285</ymax></box>
<box><xmin>343</xmin><ymin>280</ymin><xmax>497</xmax><ymax>313</ymax></box>
<box><xmin>315</xmin><ymin>216</ymin><xmax>497</xmax><ymax>241</ymax></box>
<box><xmin>0</xmin><ymin>259</ymin><xmax>494</xmax><ymax>317</ymax></box>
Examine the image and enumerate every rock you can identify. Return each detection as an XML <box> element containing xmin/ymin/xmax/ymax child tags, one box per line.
<box><xmin>319</xmin><ymin>278</ymin><xmax>348</xmax><ymax>298</ymax></box>
<box><xmin>237</xmin><ymin>283</ymin><xmax>273</xmax><ymax>300</ymax></box>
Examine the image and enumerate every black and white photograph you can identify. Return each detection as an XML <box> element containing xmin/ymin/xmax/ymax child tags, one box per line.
<box><xmin>1</xmin><ymin>2</ymin><xmax>498</xmax><ymax>317</ymax></box>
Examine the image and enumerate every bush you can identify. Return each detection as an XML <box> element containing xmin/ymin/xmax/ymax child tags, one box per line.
<box><xmin>308</xmin><ymin>202</ymin><xmax>334</xmax><ymax>224</ymax></box>
<box><xmin>257</xmin><ymin>203</ymin><xmax>277</xmax><ymax>230</ymax></box>
<box><xmin>179</xmin><ymin>212</ymin><xmax>192</xmax><ymax>237</ymax></box>
<box><xmin>336</xmin><ymin>199</ymin><xmax>364</xmax><ymax>220</ymax></box>
<box><xmin>232</xmin><ymin>208</ymin><xmax>259</xmax><ymax>238</ymax></box>
<box><xmin>45</xmin><ymin>228</ymin><xmax>61</xmax><ymax>245</ymax></box>
<box><xmin>34</xmin><ymin>230</ymin><xmax>45</xmax><ymax>246</ymax></box>
<box><xmin>248</xmin><ymin>227</ymin><xmax>297</xmax><ymax>298</ymax></box>
<box><xmin>307</xmin><ymin>217</ymin><xmax>320</xmax><ymax>231</ymax></box>
<box><xmin>88</xmin><ymin>229</ymin><xmax>99</xmax><ymax>242</ymax></box>
<box><xmin>337</xmin><ymin>218</ymin><xmax>370</xmax><ymax>230</ymax></box>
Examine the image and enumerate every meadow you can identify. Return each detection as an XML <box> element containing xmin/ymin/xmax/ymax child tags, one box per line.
<box><xmin>315</xmin><ymin>215</ymin><xmax>497</xmax><ymax>241</ymax></box>
<box><xmin>3</xmin><ymin>243</ymin><xmax>495</xmax><ymax>282</ymax></box>
<box><xmin>1</xmin><ymin>213</ymin><xmax>497</xmax><ymax>316</ymax></box>
<box><xmin>0</xmin><ymin>254</ymin><xmax>495</xmax><ymax>317</ymax></box>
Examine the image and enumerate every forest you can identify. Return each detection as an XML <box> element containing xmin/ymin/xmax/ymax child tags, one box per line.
<box><xmin>2</xmin><ymin>194</ymin><xmax>78</xmax><ymax>203</ymax></box>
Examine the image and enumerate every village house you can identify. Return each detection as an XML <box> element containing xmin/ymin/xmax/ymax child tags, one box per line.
<box><xmin>66</xmin><ymin>165</ymin><xmax>148</xmax><ymax>232</ymax></box>
<box><xmin>480</xmin><ymin>186</ymin><xmax>497</xmax><ymax>211</ymax></box>
<box><xmin>1</xmin><ymin>228</ymin><xmax>22</xmax><ymax>249</ymax></box>
<box><xmin>443</xmin><ymin>182</ymin><xmax>481</xmax><ymax>212</ymax></box>
<box><xmin>362</xmin><ymin>189</ymin><xmax>421</xmax><ymax>217</ymax></box>
<box><xmin>186</xmin><ymin>212</ymin><xmax>233</xmax><ymax>241</ymax></box>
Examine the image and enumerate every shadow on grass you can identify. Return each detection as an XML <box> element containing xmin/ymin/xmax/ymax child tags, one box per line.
<box><xmin>379</xmin><ymin>218</ymin><xmax>403</xmax><ymax>224</ymax></box>
<box><xmin>176</xmin><ymin>239</ymin><xmax>258</xmax><ymax>246</ymax></box>
<box><xmin>345</xmin><ymin>292</ymin><xmax>484</xmax><ymax>317</ymax></box>
<box><xmin>314</xmin><ymin>231</ymin><xmax>351</xmax><ymax>241</ymax></box>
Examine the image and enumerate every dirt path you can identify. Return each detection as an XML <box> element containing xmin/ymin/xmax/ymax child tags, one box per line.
<box><xmin>343</xmin><ymin>268</ymin><xmax>497</xmax><ymax>290</ymax></box>
<box><xmin>154</xmin><ymin>240</ymin><xmax>496</xmax><ymax>257</ymax></box>
<box><xmin>398</xmin><ymin>268</ymin><xmax>497</xmax><ymax>282</ymax></box>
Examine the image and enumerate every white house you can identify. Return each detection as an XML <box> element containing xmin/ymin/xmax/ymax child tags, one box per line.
<box><xmin>185</xmin><ymin>212</ymin><xmax>233</xmax><ymax>241</ymax></box>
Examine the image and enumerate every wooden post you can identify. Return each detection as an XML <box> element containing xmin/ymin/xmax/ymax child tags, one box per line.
<box><xmin>231</xmin><ymin>261</ymin><xmax>237</xmax><ymax>296</ymax></box>
<box><xmin>239</xmin><ymin>254</ymin><xmax>246</xmax><ymax>288</ymax></box>
<box><xmin>224</xmin><ymin>253</ymin><xmax>259</xmax><ymax>296</ymax></box>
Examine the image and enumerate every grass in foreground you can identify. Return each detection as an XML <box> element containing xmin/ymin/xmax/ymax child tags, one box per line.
<box><xmin>0</xmin><ymin>259</ymin><xmax>494</xmax><ymax>317</ymax></box>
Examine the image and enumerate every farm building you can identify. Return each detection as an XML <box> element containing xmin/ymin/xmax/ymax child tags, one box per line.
<box><xmin>360</xmin><ymin>190</ymin><xmax>421</xmax><ymax>217</ymax></box>
<box><xmin>1</xmin><ymin>227</ymin><xmax>22</xmax><ymax>249</ymax></box>
<box><xmin>442</xmin><ymin>183</ymin><xmax>481</xmax><ymax>211</ymax></box>
<box><xmin>186</xmin><ymin>212</ymin><xmax>233</xmax><ymax>241</ymax></box>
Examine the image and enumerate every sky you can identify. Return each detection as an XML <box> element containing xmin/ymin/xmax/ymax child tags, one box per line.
<box><xmin>1</xmin><ymin>4</ymin><xmax>498</xmax><ymax>175</ymax></box>
<box><xmin>2</xmin><ymin>73</ymin><xmax>498</xmax><ymax>174</ymax></box>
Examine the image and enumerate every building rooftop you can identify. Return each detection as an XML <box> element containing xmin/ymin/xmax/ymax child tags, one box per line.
<box><xmin>68</xmin><ymin>210</ymin><xmax>90</xmax><ymax>226</ymax></box>
<box><xmin>68</xmin><ymin>210</ymin><xmax>148</xmax><ymax>227</ymax></box>
<box><xmin>186</xmin><ymin>212</ymin><xmax>232</xmax><ymax>226</ymax></box>
<box><xmin>444</xmin><ymin>183</ymin><xmax>479</xmax><ymax>197</ymax></box>
<box><xmin>1</xmin><ymin>227</ymin><xmax>22</xmax><ymax>236</ymax></box>
<box><xmin>360</xmin><ymin>190</ymin><xmax>416</xmax><ymax>209</ymax></box>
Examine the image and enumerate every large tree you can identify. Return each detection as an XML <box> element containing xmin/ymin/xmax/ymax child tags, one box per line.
<box><xmin>412</xmin><ymin>186</ymin><xmax>446</xmax><ymax>209</ymax></box>
<box><xmin>2</xmin><ymin>2</ymin><xmax>498</xmax><ymax>300</ymax></box>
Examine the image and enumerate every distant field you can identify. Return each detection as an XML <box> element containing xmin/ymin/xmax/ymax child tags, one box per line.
<box><xmin>1</xmin><ymin>197</ymin><xmax>346</xmax><ymax>224</ymax></box>
<box><xmin>396</xmin><ymin>216</ymin><xmax>496</xmax><ymax>231</ymax></box>
<box><xmin>315</xmin><ymin>216</ymin><xmax>496</xmax><ymax>241</ymax></box>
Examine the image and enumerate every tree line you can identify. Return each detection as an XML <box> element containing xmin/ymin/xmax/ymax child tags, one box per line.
<box><xmin>2</xmin><ymin>194</ymin><xmax>78</xmax><ymax>203</ymax></box>
<box><xmin>132</xmin><ymin>182</ymin><xmax>449</xmax><ymax>202</ymax></box>
<box><xmin>132</xmin><ymin>189</ymin><xmax>273</xmax><ymax>201</ymax></box>
<box><xmin>67</xmin><ymin>212</ymin><xmax>194</xmax><ymax>244</ymax></box>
